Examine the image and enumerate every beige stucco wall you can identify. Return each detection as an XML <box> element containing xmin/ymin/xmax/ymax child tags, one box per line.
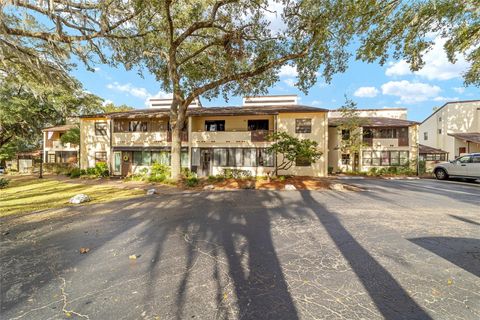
<box><xmin>328</xmin><ymin>124</ymin><xmax>419</xmax><ymax>172</ymax></box>
<box><xmin>276</xmin><ymin>112</ymin><xmax>328</xmax><ymax>177</ymax></box>
<box><xmin>80</xmin><ymin>118</ymin><xmax>111</xmax><ymax>169</ymax></box>
<box><xmin>420</xmin><ymin>101</ymin><xmax>480</xmax><ymax>159</ymax></box>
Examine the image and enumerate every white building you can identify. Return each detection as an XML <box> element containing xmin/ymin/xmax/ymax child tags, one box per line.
<box><xmin>420</xmin><ymin>100</ymin><xmax>480</xmax><ymax>160</ymax></box>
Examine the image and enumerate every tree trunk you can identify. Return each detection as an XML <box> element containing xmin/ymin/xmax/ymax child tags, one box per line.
<box><xmin>170</xmin><ymin>125</ymin><xmax>182</xmax><ymax>180</ymax></box>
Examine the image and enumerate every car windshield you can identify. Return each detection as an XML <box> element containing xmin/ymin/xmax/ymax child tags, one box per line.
<box><xmin>455</xmin><ymin>155</ymin><xmax>471</xmax><ymax>163</ymax></box>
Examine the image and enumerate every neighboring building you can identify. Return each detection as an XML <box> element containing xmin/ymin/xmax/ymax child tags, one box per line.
<box><xmin>42</xmin><ymin>124</ymin><xmax>79</xmax><ymax>164</ymax></box>
<box><xmin>5</xmin><ymin>150</ymin><xmax>41</xmax><ymax>173</ymax></box>
<box><xmin>328</xmin><ymin>109</ymin><xmax>419</xmax><ymax>172</ymax></box>
<box><xmin>419</xmin><ymin>144</ymin><xmax>449</xmax><ymax>172</ymax></box>
<box><xmin>420</xmin><ymin>100</ymin><xmax>480</xmax><ymax>160</ymax></box>
<box><xmin>79</xmin><ymin>95</ymin><xmax>329</xmax><ymax>177</ymax></box>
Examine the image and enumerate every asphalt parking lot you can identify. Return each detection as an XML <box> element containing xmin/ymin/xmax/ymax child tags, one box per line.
<box><xmin>1</xmin><ymin>179</ymin><xmax>479</xmax><ymax>319</ymax></box>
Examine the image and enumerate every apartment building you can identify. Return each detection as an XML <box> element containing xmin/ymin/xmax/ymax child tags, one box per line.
<box><xmin>79</xmin><ymin>95</ymin><xmax>329</xmax><ymax>177</ymax></box>
<box><xmin>328</xmin><ymin>109</ymin><xmax>419</xmax><ymax>172</ymax></box>
<box><xmin>42</xmin><ymin>124</ymin><xmax>79</xmax><ymax>164</ymax></box>
<box><xmin>420</xmin><ymin>100</ymin><xmax>480</xmax><ymax>160</ymax></box>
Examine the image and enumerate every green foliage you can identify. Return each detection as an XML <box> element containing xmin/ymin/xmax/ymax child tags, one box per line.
<box><xmin>222</xmin><ymin>169</ymin><xmax>252</xmax><ymax>179</ymax></box>
<box><xmin>184</xmin><ymin>176</ymin><xmax>199</xmax><ymax>187</ymax></box>
<box><xmin>328</xmin><ymin>166</ymin><xmax>334</xmax><ymax>175</ymax></box>
<box><xmin>69</xmin><ymin>168</ymin><xmax>85</xmax><ymax>179</ymax></box>
<box><xmin>148</xmin><ymin>163</ymin><xmax>170</xmax><ymax>182</ymax></box>
<box><xmin>268</xmin><ymin>132</ymin><xmax>322</xmax><ymax>175</ymax></box>
<box><xmin>419</xmin><ymin>160</ymin><xmax>427</xmax><ymax>175</ymax></box>
<box><xmin>60</xmin><ymin>127</ymin><xmax>80</xmax><ymax>145</ymax></box>
<box><xmin>94</xmin><ymin>162</ymin><xmax>109</xmax><ymax>177</ymax></box>
<box><xmin>102</xmin><ymin>103</ymin><xmax>135</xmax><ymax>113</ymax></box>
<box><xmin>0</xmin><ymin>178</ymin><xmax>10</xmax><ymax>189</ymax></box>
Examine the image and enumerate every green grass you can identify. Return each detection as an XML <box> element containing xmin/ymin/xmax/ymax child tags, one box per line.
<box><xmin>0</xmin><ymin>177</ymin><xmax>144</xmax><ymax>217</ymax></box>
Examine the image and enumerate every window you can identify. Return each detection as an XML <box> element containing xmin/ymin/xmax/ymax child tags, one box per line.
<box><xmin>295</xmin><ymin>156</ymin><xmax>311</xmax><ymax>166</ymax></box>
<box><xmin>295</xmin><ymin>119</ymin><xmax>312</xmax><ymax>133</ymax></box>
<box><xmin>425</xmin><ymin>153</ymin><xmax>446</xmax><ymax>161</ymax></box>
<box><xmin>423</xmin><ymin>132</ymin><xmax>428</xmax><ymax>141</ymax></box>
<box><xmin>378</xmin><ymin>128</ymin><xmax>397</xmax><ymax>139</ymax></box>
<box><xmin>48</xmin><ymin>153</ymin><xmax>56</xmax><ymax>163</ymax></box>
<box><xmin>205</xmin><ymin>120</ymin><xmax>225</xmax><ymax>132</ymax></box>
<box><xmin>235</xmin><ymin>149</ymin><xmax>244</xmax><ymax>166</ymax></box>
<box><xmin>363</xmin><ymin>128</ymin><xmax>374</xmax><ymax>139</ymax></box>
<box><xmin>341</xmin><ymin>154</ymin><xmax>350</xmax><ymax>165</ymax></box>
<box><xmin>438</xmin><ymin>129</ymin><xmax>442</xmax><ymax>134</ymax></box>
<box><xmin>95</xmin><ymin>122</ymin><xmax>108</xmax><ymax>136</ymax></box>
<box><xmin>341</xmin><ymin>130</ymin><xmax>350</xmax><ymax>141</ymax></box>
<box><xmin>362</xmin><ymin>151</ymin><xmax>409</xmax><ymax>166</ymax></box>
<box><xmin>95</xmin><ymin>152</ymin><xmax>107</xmax><ymax>164</ymax></box>
<box><xmin>438</xmin><ymin>116</ymin><xmax>442</xmax><ymax>122</ymax></box>
<box><xmin>257</xmin><ymin>149</ymin><xmax>274</xmax><ymax>167</ymax></box>
<box><xmin>133</xmin><ymin>151</ymin><xmax>151</xmax><ymax>165</ymax></box>
<box><xmin>191</xmin><ymin>148</ymin><xmax>201</xmax><ymax>166</ymax></box>
<box><xmin>457</xmin><ymin>155</ymin><xmax>471</xmax><ymax>163</ymax></box>
<box><xmin>472</xmin><ymin>155</ymin><xmax>480</xmax><ymax>163</ymax></box>
<box><xmin>243</xmin><ymin>148</ymin><xmax>257</xmax><ymax>166</ymax></box>
<box><xmin>248</xmin><ymin>119</ymin><xmax>269</xmax><ymax>131</ymax></box>
<box><xmin>458</xmin><ymin>147</ymin><xmax>466</xmax><ymax>155</ymax></box>
<box><xmin>129</xmin><ymin>121</ymin><xmax>147</xmax><ymax>132</ymax></box>
<box><xmin>151</xmin><ymin>151</ymin><xmax>170</xmax><ymax>165</ymax></box>
<box><xmin>213</xmin><ymin>148</ymin><xmax>228</xmax><ymax>166</ymax></box>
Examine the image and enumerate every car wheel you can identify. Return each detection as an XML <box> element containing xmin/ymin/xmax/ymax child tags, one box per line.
<box><xmin>435</xmin><ymin>168</ymin><xmax>448</xmax><ymax>180</ymax></box>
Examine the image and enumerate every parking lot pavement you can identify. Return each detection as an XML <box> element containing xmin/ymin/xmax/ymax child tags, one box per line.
<box><xmin>1</xmin><ymin>179</ymin><xmax>479</xmax><ymax>319</ymax></box>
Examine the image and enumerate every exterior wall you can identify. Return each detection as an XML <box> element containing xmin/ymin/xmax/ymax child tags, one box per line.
<box><xmin>191</xmin><ymin>115</ymin><xmax>275</xmax><ymax>132</ymax></box>
<box><xmin>329</xmin><ymin>109</ymin><xmax>407</xmax><ymax>119</ymax></box>
<box><xmin>276</xmin><ymin>112</ymin><xmax>328</xmax><ymax>177</ymax></box>
<box><xmin>43</xmin><ymin>130</ymin><xmax>79</xmax><ymax>163</ymax></box>
<box><xmin>80</xmin><ymin>117</ymin><xmax>111</xmax><ymax>169</ymax></box>
<box><xmin>328</xmin><ymin>124</ymin><xmax>418</xmax><ymax>172</ymax></box>
<box><xmin>420</xmin><ymin>101</ymin><xmax>480</xmax><ymax>159</ymax></box>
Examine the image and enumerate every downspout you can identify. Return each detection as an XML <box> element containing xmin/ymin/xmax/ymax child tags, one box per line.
<box><xmin>273</xmin><ymin>114</ymin><xmax>278</xmax><ymax>176</ymax></box>
<box><xmin>109</xmin><ymin>117</ymin><xmax>113</xmax><ymax>176</ymax></box>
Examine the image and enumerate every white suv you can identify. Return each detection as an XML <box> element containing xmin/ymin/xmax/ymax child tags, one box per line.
<box><xmin>434</xmin><ymin>153</ymin><xmax>480</xmax><ymax>181</ymax></box>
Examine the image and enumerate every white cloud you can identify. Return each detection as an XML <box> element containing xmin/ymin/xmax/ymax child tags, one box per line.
<box><xmin>433</xmin><ymin>96</ymin><xmax>459</xmax><ymax>102</ymax></box>
<box><xmin>279</xmin><ymin>65</ymin><xmax>298</xmax><ymax>77</ymax></box>
<box><xmin>311</xmin><ymin>100</ymin><xmax>321</xmax><ymax>106</ymax></box>
<box><xmin>93</xmin><ymin>67</ymin><xmax>101</xmax><ymax>72</ymax></box>
<box><xmin>283</xmin><ymin>78</ymin><xmax>296</xmax><ymax>88</ymax></box>
<box><xmin>385</xmin><ymin>36</ymin><xmax>469</xmax><ymax>81</ymax></box>
<box><xmin>107</xmin><ymin>82</ymin><xmax>150</xmax><ymax>99</ymax></box>
<box><xmin>381</xmin><ymin>80</ymin><xmax>441</xmax><ymax>104</ymax></box>
<box><xmin>102</xmin><ymin>99</ymin><xmax>113</xmax><ymax>106</ymax></box>
<box><xmin>453</xmin><ymin>87</ymin><xmax>465</xmax><ymax>94</ymax></box>
<box><xmin>353</xmin><ymin>86</ymin><xmax>379</xmax><ymax>98</ymax></box>
<box><xmin>150</xmin><ymin>91</ymin><xmax>173</xmax><ymax>99</ymax></box>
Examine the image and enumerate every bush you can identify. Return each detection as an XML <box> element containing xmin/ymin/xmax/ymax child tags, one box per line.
<box><xmin>148</xmin><ymin>163</ymin><xmax>170</xmax><ymax>182</ymax></box>
<box><xmin>69</xmin><ymin>168</ymin><xmax>84</xmax><ymax>178</ymax></box>
<box><xmin>328</xmin><ymin>166</ymin><xmax>334</xmax><ymax>175</ymax></box>
<box><xmin>368</xmin><ymin>167</ymin><xmax>378</xmax><ymax>176</ymax></box>
<box><xmin>222</xmin><ymin>168</ymin><xmax>251</xmax><ymax>179</ymax></box>
<box><xmin>94</xmin><ymin>162</ymin><xmax>109</xmax><ymax>177</ymax></box>
<box><xmin>0</xmin><ymin>177</ymin><xmax>10</xmax><ymax>189</ymax></box>
<box><xmin>184</xmin><ymin>176</ymin><xmax>199</xmax><ymax>187</ymax></box>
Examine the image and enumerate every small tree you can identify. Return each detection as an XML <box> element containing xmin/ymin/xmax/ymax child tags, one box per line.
<box><xmin>268</xmin><ymin>132</ymin><xmax>322</xmax><ymax>176</ymax></box>
<box><xmin>337</xmin><ymin>97</ymin><xmax>368</xmax><ymax>172</ymax></box>
<box><xmin>60</xmin><ymin>127</ymin><xmax>80</xmax><ymax>146</ymax></box>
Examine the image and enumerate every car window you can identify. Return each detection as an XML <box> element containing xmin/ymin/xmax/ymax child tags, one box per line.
<box><xmin>472</xmin><ymin>155</ymin><xmax>480</xmax><ymax>163</ymax></box>
<box><xmin>457</xmin><ymin>156</ymin><xmax>471</xmax><ymax>163</ymax></box>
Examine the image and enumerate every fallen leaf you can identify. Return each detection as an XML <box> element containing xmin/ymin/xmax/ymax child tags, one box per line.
<box><xmin>79</xmin><ymin>248</ymin><xmax>90</xmax><ymax>254</ymax></box>
<box><xmin>447</xmin><ymin>279</ymin><xmax>453</xmax><ymax>285</ymax></box>
<box><xmin>65</xmin><ymin>311</ymin><xmax>72</xmax><ymax>317</ymax></box>
<box><xmin>129</xmin><ymin>255</ymin><xmax>137</xmax><ymax>260</ymax></box>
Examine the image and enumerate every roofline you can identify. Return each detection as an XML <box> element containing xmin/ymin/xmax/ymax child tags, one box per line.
<box><xmin>328</xmin><ymin>108</ymin><xmax>407</xmax><ymax>112</ymax></box>
<box><xmin>421</xmin><ymin>99</ymin><xmax>480</xmax><ymax>124</ymax></box>
<box><xmin>42</xmin><ymin>124</ymin><xmax>77</xmax><ymax>131</ymax></box>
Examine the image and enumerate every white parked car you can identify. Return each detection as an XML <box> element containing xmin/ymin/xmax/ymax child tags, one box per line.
<box><xmin>434</xmin><ymin>153</ymin><xmax>480</xmax><ymax>181</ymax></box>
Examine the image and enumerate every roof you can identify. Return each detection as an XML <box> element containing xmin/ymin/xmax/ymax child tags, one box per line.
<box><xmin>81</xmin><ymin>105</ymin><xmax>328</xmax><ymax>119</ymax></box>
<box><xmin>419</xmin><ymin>144</ymin><xmax>448</xmax><ymax>154</ymax></box>
<box><xmin>328</xmin><ymin>108</ymin><xmax>407</xmax><ymax>112</ymax></box>
<box><xmin>42</xmin><ymin>124</ymin><xmax>76</xmax><ymax>132</ymax></box>
<box><xmin>328</xmin><ymin>117</ymin><xmax>418</xmax><ymax>127</ymax></box>
<box><xmin>447</xmin><ymin>132</ymin><xmax>480</xmax><ymax>144</ymax></box>
<box><xmin>421</xmin><ymin>100</ymin><xmax>480</xmax><ymax>124</ymax></box>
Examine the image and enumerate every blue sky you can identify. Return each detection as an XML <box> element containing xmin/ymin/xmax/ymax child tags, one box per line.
<box><xmin>72</xmin><ymin>36</ymin><xmax>478</xmax><ymax>122</ymax></box>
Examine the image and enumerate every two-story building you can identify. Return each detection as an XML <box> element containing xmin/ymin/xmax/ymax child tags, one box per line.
<box><xmin>42</xmin><ymin>124</ymin><xmax>79</xmax><ymax>164</ymax></box>
<box><xmin>79</xmin><ymin>95</ymin><xmax>329</xmax><ymax>177</ymax></box>
<box><xmin>420</xmin><ymin>100</ymin><xmax>480</xmax><ymax>160</ymax></box>
<box><xmin>327</xmin><ymin>109</ymin><xmax>419</xmax><ymax>172</ymax></box>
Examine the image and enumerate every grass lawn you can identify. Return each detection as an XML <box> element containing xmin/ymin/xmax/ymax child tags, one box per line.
<box><xmin>0</xmin><ymin>176</ymin><xmax>145</xmax><ymax>217</ymax></box>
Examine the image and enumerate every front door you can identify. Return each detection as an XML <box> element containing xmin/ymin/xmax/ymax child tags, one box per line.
<box><xmin>113</xmin><ymin>151</ymin><xmax>122</xmax><ymax>175</ymax></box>
<box><xmin>121</xmin><ymin>151</ymin><xmax>132</xmax><ymax>177</ymax></box>
<box><xmin>199</xmin><ymin>149</ymin><xmax>212</xmax><ymax>177</ymax></box>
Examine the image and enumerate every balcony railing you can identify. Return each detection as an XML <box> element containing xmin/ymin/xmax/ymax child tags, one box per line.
<box><xmin>363</xmin><ymin>138</ymin><xmax>408</xmax><ymax>147</ymax></box>
<box><xmin>45</xmin><ymin>140</ymin><xmax>77</xmax><ymax>149</ymax></box>
<box><xmin>191</xmin><ymin>130</ymin><xmax>273</xmax><ymax>143</ymax></box>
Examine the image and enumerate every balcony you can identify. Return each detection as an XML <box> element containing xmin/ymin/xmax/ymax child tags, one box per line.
<box><xmin>363</xmin><ymin>138</ymin><xmax>408</xmax><ymax>147</ymax></box>
<box><xmin>113</xmin><ymin>132</ymin><xmax>169</xmax><ymax>147</ymax></box>
<box><xmin>45</xmin><ymin>140</ymin><xmax>76</xmax><ymax>149</ymax></box>
<box><xmin>191</xmin><ymin>130</ymin><xmax>273</xmax><ymax>143</ymax></box>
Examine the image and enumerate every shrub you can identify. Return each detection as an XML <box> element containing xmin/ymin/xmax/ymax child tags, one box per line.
<box><xmin>368</xmin><ymin>167</ymin><xmax>378</xmax><ymax>176</ymax></box>
<box><xmin>222</xmin><ymin>168</ymin><xmax>251</xmax><ymax>179</ymax></box>
<box><xmin>328</xmin><ymin>166</ymin><xmax>334</xmax><ymax>175</ymax></box>
<box><xmin>69</xmin><ymin>168</ymin><xmax>83</xmax><ymax>178</ymax></box>
<box><xmin>149</xmin><ymin>163</ymin><xmax>170</xmax><ymax>182</ymax></box>
<box><xmin>0</xmin><ymin>177</ymin><xmax>10</xmax><ymax>189</ymax></box>
<box><xmin>184</xmin><ymin>176</ymin><xmax>199</xmax><ymax>187</ymax></box>
<box><xmin>94</xmin><ymin>162</ymin><xmax>109</xmax><ymax>177</ymax></box>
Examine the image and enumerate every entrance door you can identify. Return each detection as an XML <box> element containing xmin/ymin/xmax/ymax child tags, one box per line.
<box><xmin>121</xmin><ymin>151</ymin><xmax>132</xmax><ymax>177</ymax></box>
<box><xmin>199</xmin><ymin>149</ymin><xmax>212</xmax><ymax>176</ymax></box>
<box><xmin>113</xmin><ymin>151</ymin><xmax>122</xmax><ymax>175</ymax></box>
